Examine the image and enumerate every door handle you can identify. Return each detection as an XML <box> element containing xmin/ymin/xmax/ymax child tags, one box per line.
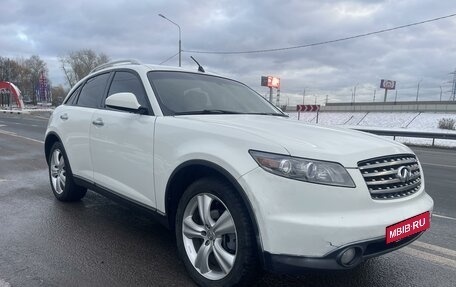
<box><xmin>60</xmin><ymin>113</ymin><xmax>68</xmax><ymax>120</ymax></box>
<box><xmin>92</xmin><ymin>118</ymin><xmax>104</xmax><ymax>127</ymax></box>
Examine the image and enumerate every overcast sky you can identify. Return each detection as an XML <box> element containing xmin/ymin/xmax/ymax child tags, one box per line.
<box><xmin>2</xmin><ymin>0</ymin><xmax>456</xmax><ymax>105</ymax></box>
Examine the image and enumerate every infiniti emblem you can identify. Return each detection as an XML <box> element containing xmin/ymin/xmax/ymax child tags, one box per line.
<box><xmin>397</xmin><ymin>166</ymin><xmax>412</xmax><ymax>182</ymax></box>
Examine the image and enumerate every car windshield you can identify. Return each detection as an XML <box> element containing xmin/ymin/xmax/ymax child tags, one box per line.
<box><xmin>147</xmin><ymin>71</ymin><xmax>286</xmax><ymax>116</ymax></box>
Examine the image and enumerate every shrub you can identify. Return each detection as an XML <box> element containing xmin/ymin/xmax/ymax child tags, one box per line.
<box><xmin>438</xmin><ymin>118</ymin><xmax>456</xmax><ymax>130</ymax></box>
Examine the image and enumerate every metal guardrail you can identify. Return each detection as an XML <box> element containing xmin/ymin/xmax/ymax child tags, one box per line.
<box><xmin>354</xmin><ymin>128</ymin><xmax>456</xmax><ymax>146</ymax></box>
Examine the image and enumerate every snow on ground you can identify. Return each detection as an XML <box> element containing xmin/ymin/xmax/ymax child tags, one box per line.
<box><xmin>407</xmin><ymin>112</ymin><xmax>456</xmax><ymax>131</ymax></box>
<box><xmin>357</xmin><ymin>112</ymin><xmax>419</xmax><ymax>128</ymax></box>
<box><xmin>1</xmin><ymin>106</ymin><xmax>54</xmax><ymax>114</ymax></box>
<box><xmin>288</xmin><ymin>111</ymin><xmax>456</xmax><ymax>148</ymax></box>
<box><xmin>289</xmin><ymin>111</ymin><xmax>368</xmax><ymax>125</ymax></box>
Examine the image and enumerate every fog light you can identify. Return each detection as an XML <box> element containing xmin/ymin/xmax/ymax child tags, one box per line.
<box><xmin>340</xmin><ymin>248</ymin><xmax>356</xmax><ymax>265</ymax></box>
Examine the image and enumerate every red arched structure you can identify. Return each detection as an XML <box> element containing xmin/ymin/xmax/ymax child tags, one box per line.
<box><xmin>0</xmin><ymin>81</ymin><xmax>24</xmax><ymax>109</ymax></box>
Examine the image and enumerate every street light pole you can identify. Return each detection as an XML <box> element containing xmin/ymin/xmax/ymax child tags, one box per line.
<box><xmin>416</xmin><ymin>80</ymin><xmax>422</xmax><ymax>102</ymax></box>
<box><xmin>158</xmin><ymin>14</ymin><xmax>181</xmax><ymax>67</ymax></box>
<box><xmin>353</xmin><ymin>83</ymin><xmax>359</xmax><ymax>104</ymax></box>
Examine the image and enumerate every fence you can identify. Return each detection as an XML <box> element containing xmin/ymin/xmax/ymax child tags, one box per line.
<box><xmin>322</xmin><ymin>101</ymin><xmax>456</xmax><ymax>112</ymax></box>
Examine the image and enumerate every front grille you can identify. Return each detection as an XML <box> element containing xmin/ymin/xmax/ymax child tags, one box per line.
<box><xmin>358</xmin><ymin>154</ymin><xmax>421</xmax><ymax>200</ymax></box>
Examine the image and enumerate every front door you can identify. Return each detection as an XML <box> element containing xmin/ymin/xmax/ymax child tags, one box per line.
<box><xmin>89</xmin><ymin>70</ymin><xmax>156</xmax><ymax>207</ymax></box>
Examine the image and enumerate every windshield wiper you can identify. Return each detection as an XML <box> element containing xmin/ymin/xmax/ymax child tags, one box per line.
<box><xmin>174</xmin><ymin>109</ymin><xmax>242</xmax><ymax>115</ymax></box>
<box><xmin>247</xmin><ymin>112</ymin><xmax>289</xmax><ymax>117</ymax></box>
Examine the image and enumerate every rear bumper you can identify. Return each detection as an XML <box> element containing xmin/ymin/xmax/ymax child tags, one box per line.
<box><xmin>263</xmin><ymin>232</ymin><xmax>423</xmax><ymax>273</ymax></box>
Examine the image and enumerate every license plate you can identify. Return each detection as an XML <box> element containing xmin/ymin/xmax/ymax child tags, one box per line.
<box><xmin>386</xmin><ymin>211</ymin><xmax>430</xmax><ymax>244</ymax></box>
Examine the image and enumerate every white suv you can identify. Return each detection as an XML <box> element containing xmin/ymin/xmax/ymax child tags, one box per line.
<box><xmin>45</xmin><ymin>60</ymin><xmax>433</xmax><ymax>286</ymax></box>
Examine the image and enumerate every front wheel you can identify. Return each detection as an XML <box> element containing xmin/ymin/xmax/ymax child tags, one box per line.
<box><xmin>176</xmin><ymin>177</ymin><xmax>259</xmax><ymax>286</ymax></box>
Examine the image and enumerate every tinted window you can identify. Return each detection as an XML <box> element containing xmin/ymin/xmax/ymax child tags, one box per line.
<box><xmin>77</xmin><ymin>73</ymin><xmax>110</xmax><ymax>108</ymax></box>
<box><xmin>64</xmin><ymin>85</ymin><xmax>82</xmax><ymax>105</ymax></box>
<box><xmin>148</xmin><ymin>71</ymin><xmax>283</xmax><ymax>116</ymax></box>
<box><xmin>107</xmin><ymin>71</ymin><xmax>149</xmax><ymax>108</ymax></box>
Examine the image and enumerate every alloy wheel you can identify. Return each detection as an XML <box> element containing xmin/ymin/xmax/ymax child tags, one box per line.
<box><xmin>182</xmin><ymin>193</ymin><xmax>238</xmax><ymax>280</ymax></box>
<box><xmin>50</xmin><ymin>149</ymin><xmax>66</xmax><ymax>194</ymax></box>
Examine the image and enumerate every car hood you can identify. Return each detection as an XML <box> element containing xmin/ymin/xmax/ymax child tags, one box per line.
<box><xmin>179</xmin><ymin>115</ymin><xmax>413</xmax><ymax>168</ymax></box>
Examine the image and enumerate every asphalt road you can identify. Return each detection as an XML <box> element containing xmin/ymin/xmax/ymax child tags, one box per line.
<box><xmin>0</xmin><ymin>112</ymin><xmax>455</xmax><ymax>287</ymax></box>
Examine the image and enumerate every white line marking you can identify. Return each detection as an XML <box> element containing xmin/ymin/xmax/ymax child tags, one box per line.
<box><xmin>433</xmin><ymin>214</ymin><xmax>456</xmax><ymax>221</ymax></box>
<box><xmin>413</xmin><ymin>241</ymin><xmax>456</xmax><ymax>258</ymax></box>
<box><xmin>421</xmin><ymin>162</ymin><xmax>456</xmax><ymax>169</ymax></box>
<box><xmin>0</xmin><ymin>129</ymin><xmax>16</xmax><ymax>135</ymax></box>
<box><xmin>0</xmin><ymin>278</ymin><xmax>11</xmax><ymax>287</ymax></box>
<box><xmin>400</xmin><ymin>246</ymin><xmax>456</xmax><ymax>269</ymax></box>
<box><xmin>0</xmin><ymin>129</ymin><xmax>44</xmax><ymax>144</ymax></box>
<box><xmin>32</xmin><ymin>115</ymin><xmax>50</xmax><ymax>120</ymax></box>
<box><xmin>21</xmin><ymin>118</ymin><xmax>48</xmax><ymax>122</ymax></box>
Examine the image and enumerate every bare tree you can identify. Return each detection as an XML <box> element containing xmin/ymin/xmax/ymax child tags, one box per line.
<box><xmin>25</xmin><ymin>55</ymin><xmax>48</xmax><ymax>105</ymax></box>
<box><xmin>14</xmin><ymin>57</ymin><xmax>33</xmax><ymax>99</ymax></box>
<box><xmin>60</xmin><ymin>49</ymin><xmax>109</xmax><ymax>87</ymax></box>
<box><xmin>0</xmin><ymin>55</ymin><xmax>48</xmax><ymax>104</ymax></box>
<box><xmin>51</xmin><ymin>85</ymin><xmax>67</xmax><ymax>106</ymax></box>
<box><xmin>0</xmin><ymin>57</ymin><xmax>22</xmax><ymax>83</ymax></box>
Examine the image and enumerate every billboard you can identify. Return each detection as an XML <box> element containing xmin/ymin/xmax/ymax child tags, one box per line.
<box><xmin>261</xmin><ymin>76</ymin><xmax>280</xmax><ymax>89</ymax></box>
<box><xmin>380</xmin><ymin>79</ymin><xmax>396</xmax><ymax>90</ymax></box>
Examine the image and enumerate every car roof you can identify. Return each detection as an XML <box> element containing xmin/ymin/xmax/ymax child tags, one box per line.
<box><xmin>89</xmin><ymin>59</ymin><xmax>219</xmax><ymax>77</ymax></box>
<box><xmin>64</xmin><ymin>60</ymin><xmax>224</xmax><ymax>103</ymax></box>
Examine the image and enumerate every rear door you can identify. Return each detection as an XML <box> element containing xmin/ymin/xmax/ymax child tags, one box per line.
<box><xmin>89</xmin><ymin>70</ymin><xmax>156</xmax><ymax>207</ymax></box>
<box><xmin>59</xmin><ymin>73</ymin><xmax>110</xmax><ymax>181</ymax></box>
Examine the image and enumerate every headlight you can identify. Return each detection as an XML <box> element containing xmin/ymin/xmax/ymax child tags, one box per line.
<box><xmin>249</xmin><ymin>150</ymin><xmax>355</xmax><ymax>187</ymax></box>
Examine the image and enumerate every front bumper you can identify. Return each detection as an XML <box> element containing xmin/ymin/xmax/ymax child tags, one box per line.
<box><xmin>238</xmin><ymin>167</ymin><xmax>434</xmax><ymax>264</ymax></box>
<box><xmin>263</xmin><ymin>232</ymin><xmax>423</xmax><ymax>273</ymax></box>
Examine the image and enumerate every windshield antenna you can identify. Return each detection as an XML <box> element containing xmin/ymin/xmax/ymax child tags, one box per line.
<box><xmin>190</xmin><ymin>56</ymin><xmax>205</xmax><ymax>73</ymax></box>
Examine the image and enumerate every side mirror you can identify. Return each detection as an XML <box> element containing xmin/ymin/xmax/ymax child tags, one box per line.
<box><xmin>105</xmin><ymin>92</ymin><xmax>148</xmax><ymax>115</ymax></box>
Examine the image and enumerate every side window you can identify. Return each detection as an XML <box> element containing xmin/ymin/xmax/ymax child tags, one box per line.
<box><xmin>107</xmin><ymin>71</ymin><xmax>149</xmax><ymax>108</ymax></box>
<box><xmin>76</xmin><ymin>73</ymin><xmax>110</xmax><ymax>108</ymax></box>
<box><xmin>64</xmin><ymin>85</ymin><xmax>82</xmax><ymax>105</ymax></box>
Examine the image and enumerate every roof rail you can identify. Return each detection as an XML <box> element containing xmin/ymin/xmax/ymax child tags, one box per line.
<box><xmin>90</xmin><ymin>59</ymin><xmax>141</xmax><ymax>73</ymax></box>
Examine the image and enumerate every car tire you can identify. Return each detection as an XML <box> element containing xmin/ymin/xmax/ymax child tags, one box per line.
<box><xmin>48</xmin><ymin>142</ymin><xmax>87</xmax><ymax>201</ymax></box>
<box><xmin>176</xmin><ymin>177</ymin><xmax>259</xmax><ymax>287</ymax></box>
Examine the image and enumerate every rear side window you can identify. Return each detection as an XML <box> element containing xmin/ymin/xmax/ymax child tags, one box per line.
<box><xmin>76</xmin><ymin>73</ymin><xmax>110</xmax><ymax>108</ymax></box>
<box><xmin>107</xmin><ymin>71</ymin><xmax>149</xmax><ymax>108</ymax></box>
<box><xmin>64</xmin><ymin>85</ymin><xmax>82</xmax><ymax>105</ymax></box>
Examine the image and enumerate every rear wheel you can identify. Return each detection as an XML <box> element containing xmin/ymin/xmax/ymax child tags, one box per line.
<box><xmin>176</xmin><ymin>177</ymin><xmax>259</xmax><ymax>286</ymax></box>
<box><xmin>48</xmin><ymin>142</ymin><xmax>87</xmax><ymax>201</ymax></box>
